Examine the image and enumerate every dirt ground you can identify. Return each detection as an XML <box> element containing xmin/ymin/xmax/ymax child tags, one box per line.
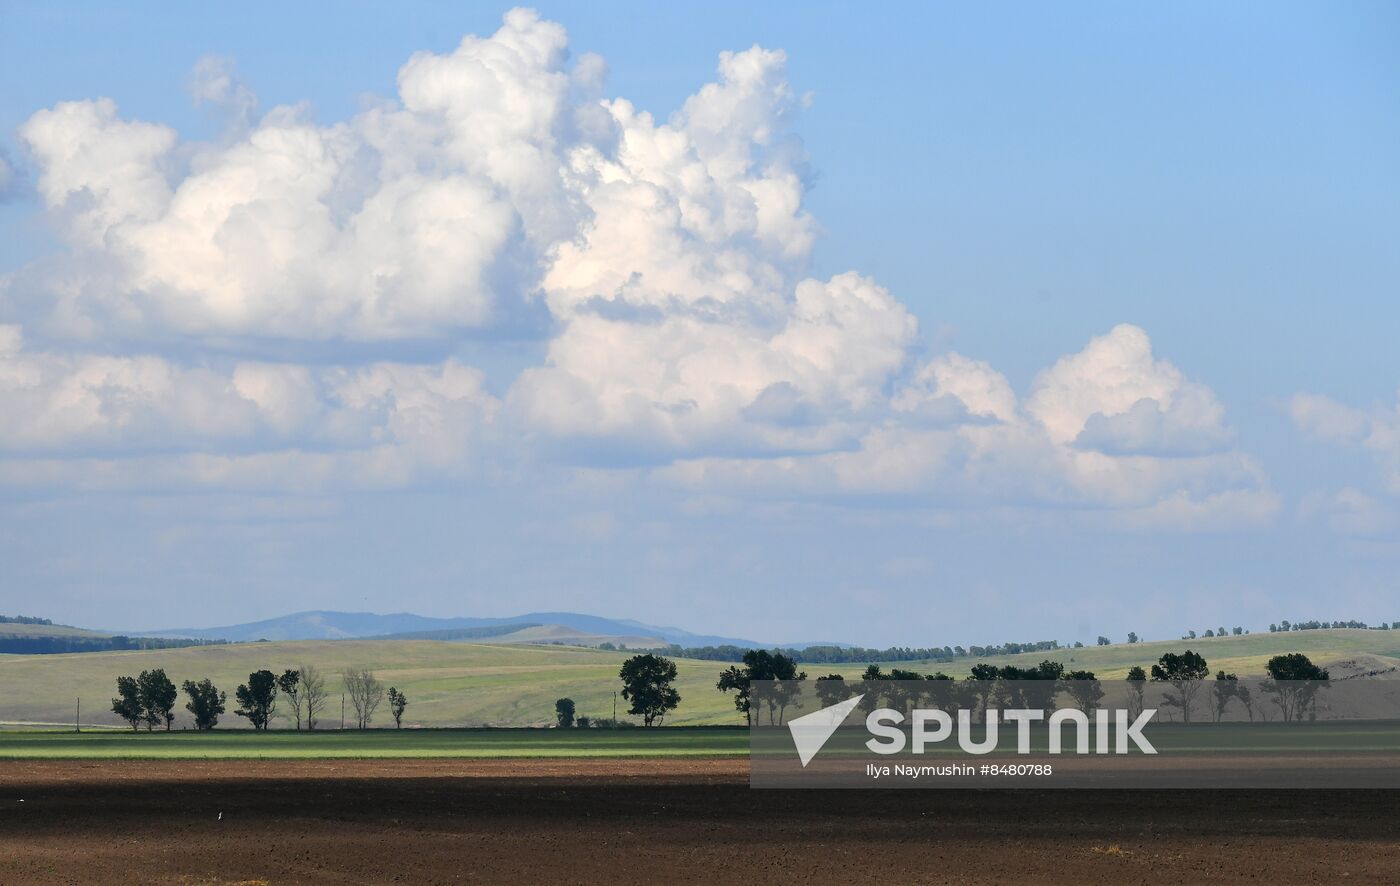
<box><xmin>2</xmin><ymin>758</ymin><xmax>1398</xmax><ymax>884</ymax></box>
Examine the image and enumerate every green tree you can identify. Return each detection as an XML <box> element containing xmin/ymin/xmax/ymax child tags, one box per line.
<box><xmin>996</xmin><ymin>660</ymin><xmax>1064</xmax><ymax>711</ymax></box>
<box><xmin>1150</xmin><ymin>650</ymin><xmax>1209</xmax><ymax>723</ymax></box>
<box><xmin>277</xmin><ymin>669</ymin><xmax>304</xmax><ymax>730</ymax></box>
<box><xmin>716</xmin><ymin>665</ymin><xmax>749</xmax><ymax>721</ymax></box>
<box><xmin>715</xmin><ymin>649</ymin><xmax>804</xmax><ymax>724</ymax></box>
<box><xmin>182</xmin><ymin>678</ymin><xmax>226</xmax><ymax>730</ymax></box>
<box><xmin>619</xmin><ymin>654</ymin><xmax>681</xmax><ymax>727</ymax></box>
<box><xmin>234</xmin><ymin>670</ymin><xmax>279</xmax><ymax>730</ymax></box>
<box><xmin>966</xmin><ymin>663</ymin><xmax>1001</xmax><ymax>719</ymax></box>
<box><xmin>880</xmin><ymin>668</ymin><xmax>927</xmax><ymax>716</ymax></box>
<box><xmin>1096</xmin><ymin>636</ymin><xmax>1110</xmax><ymax>646</ymax></box>
<box><xmin>1062</xmin><ymin>670</ymin><xmax>1103</xmax><ymax>713</ymax></box>
<box><xmin>137</xmin><ymin>668</ymin><xmax>178</xmax><ymax>731</ymax></box>
<box><xmin>110</xmin><ymin>676</ymin><xmax>143</xmax><ymax>731</ymax></box>
<box><xmin>388</xmin><ymin>687</ymin><xmax>409</xmax><ymax>728</ymax></box>
<box><xmin>1125</xmin><ymin>666</ymin><xmax>1147</xmax><ymax>722</ymax></box>
<box><xmin>1127</xmin><ymin>632</ymin><xmax>1140</xmax><ymax>644</ymax></box>
<box><xmin>1263</xmin><ymin>653</ymin><xmax>1329</xmax><ymax>722</ymax></box>
<box><xmin>1212</xmin><ymin>670</ymin><xmax>1240</xmax><ymax>722</ymax></box>
<box><xmin>813</xmin><ymin>674</ymin><xmax>847</xmax><ymax>707</ymax></box>
<box><xmin>554</xmin><ymin>697</ymin><xmax>576</xmax><ymax>728</ymax></box>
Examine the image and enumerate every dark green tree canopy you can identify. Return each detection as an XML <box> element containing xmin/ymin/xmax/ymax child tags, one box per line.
<box><xmin>554</xmin><ymin>696</ymin><xmax>576</xmax><ymax>728</ymax></box>
<box><xmin>182</xmin><ymin>678</ymin><xmax>226</xmax><ymax>731</ymax></box>
<box><xmin>1263</xmin><ymin>653</ymin><xmax>1329</xmax><ymax>722</ymax></box>
<box><xmin>813</xmin><ymin>673</ymin><xmax>848</xmax><ymax>706</ymax></box>
<box><xmin>715</xmin><ymin>649</ymin><xmax>804</xmax><ymax>722</ymax></box>
<box><xmin>1150</xmin><ymin>650</ymin><xmax>1210</xmax><ymax>723</ymax></box>
<box><xmin>619</xmin><ymin>654</ymin><xmax>681</xmax><ymax>727</ymax></box>
<box><xmin>110</xmin><ymin>676</ymin><xmax>143</xmax><ymax>731</ymax></box>
<box><xmin>1265</xmin><ymin>653</ymin><xmax>1329</xmax><ymax>682</ymax></box>
<box><xmin>234</xmin><ymin>669</ymin><xmax>279</xmax><ymax>731</ymax></box>
<box><xmin>137</xmin><ymin>668</ymin><xmax>178</xmax><ymax>731</ymax></box>
<box><xmin>388</xmin><ymin>686</ymin><xmax>409</xmax><ymax>728</ymax></box>
<box><xmin>1151</xmin><ymin>650</ymin><xmax>1209</xmax><ymax>683</ymax></box>
<box><xmin>1062</xmin><ymin>670</ymin><xmax>1103</xmax><ymax>713</ymax></box>
<box><xmin>276</xmin><ymin>669</ymin><xmax>300</xmax><ymax>695</ymax></box>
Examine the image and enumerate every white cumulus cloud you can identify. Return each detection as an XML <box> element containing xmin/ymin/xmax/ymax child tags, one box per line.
<box><xmin>1027</xmin><ymin>324</ymin><xmax>1232</xmax><ymax>455</ymax></box>
<box><xmin>1291</xmin><ymin>389</ymin><xmax>1400</xmax><ymax>495</ymax></box>
<box><xmin>653</xmin><ymin>325</ymin><xmax>1270</xmax><ymax>530</ymax></box>
<box><xmin>0</xmin><ymin>325</ymin><xmax>495</xmax><ymax>487</ymax></box>
<box><xmin>0</xmin><ymin>10</ymin><xmax>1271</xmax><ymax>528</ymax></box>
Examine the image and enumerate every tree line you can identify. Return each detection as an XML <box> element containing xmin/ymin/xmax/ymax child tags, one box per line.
<box><xmin>708</xmin><ymin>647</ymin><xmax>1334</xmax><ymax>726</ymax></box>
<box><xmin>637</xmin><ymin>639</ymin><xmax>1066</xmax><ymax>665</ymax></box>
<box><xmin>0</xmin><ymin>615</ymin><xmax>53</xmax><ymax>625</ymax></box>
<box><xmin>104</xmin><ymin>647</ymin><xmax>1338</xmax><ymax>731</ymax></box>
<box><xmin>109</xmin><ymin>664</ymin><xmax>410</xmax><ymax>731</ymax></box>
<box><xmin>1269</xmin><ymin>620</ymin><xmax>1395</xmax><ymax>632</ymax></box>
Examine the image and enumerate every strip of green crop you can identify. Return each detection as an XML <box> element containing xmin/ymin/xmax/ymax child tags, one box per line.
<box><xmin>0</xmin><ymin>726</ymin><xmax>749</xmax><ymax>759</ymax></box>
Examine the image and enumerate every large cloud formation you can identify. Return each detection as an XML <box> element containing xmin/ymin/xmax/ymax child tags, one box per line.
<box><xmin>659</xmin><ymin>323</ymin><xmax>1273</xmax><ymax>527</ymax></box>
<box><xmin>0</xmin><ymin>9</ymin><xmax>1272</xmax><ymax>526</ymax></box>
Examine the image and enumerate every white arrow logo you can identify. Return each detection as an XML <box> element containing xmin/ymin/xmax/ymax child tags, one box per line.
<box><xmin>787</xmin><ymin>694</ymin><xmax>864</xmax><ymax>767</ymax></box>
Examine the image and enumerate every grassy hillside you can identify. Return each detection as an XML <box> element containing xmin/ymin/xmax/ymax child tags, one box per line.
<box><xmin>894</xmin><ymin>629</ymin><xmax>1400</xmax><ymax>680</ymax></box>
<box><xmin>2</xmin><ymin>629</ymin><xmax>1395</xmax><ymax>730</ymax></box>
<box><xmin>0</xmin><ymin>640</ymin><xmax>746</xmax><ymax>729</ymax></box>
<box><xmin>0</xmin><ymin>623</ymin><xmax>112</xmax><ymax>640</ymax></box>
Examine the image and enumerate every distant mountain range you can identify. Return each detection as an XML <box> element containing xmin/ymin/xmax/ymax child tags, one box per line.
<box><xmin>136</xmin><ymin>610</ymin><xmax>771</xmax><ymax>648</ymax></box>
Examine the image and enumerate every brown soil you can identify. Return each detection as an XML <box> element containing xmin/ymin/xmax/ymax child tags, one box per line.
<box><xmin>1</xmin><ymin>758</ymin><xmax>1397</xmax><ymax>884</ymax></box>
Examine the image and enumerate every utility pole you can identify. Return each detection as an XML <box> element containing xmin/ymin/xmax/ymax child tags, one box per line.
<box><xmin>340</xmin><ymin>694</ymin><xmax>345</xmax><ymax>730</ymax></box>
<box><xmin>612</xmin><ymin>691</ymin><xmax>617</xmax><ymax>727</ymax></box>
<box><xmin>76</xmin><ymin>697</ymin><xmax>80</xmax><ymax>733</ymax></box>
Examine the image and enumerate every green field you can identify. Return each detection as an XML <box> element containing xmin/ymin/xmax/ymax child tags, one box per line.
<box><xmin>0</xmin><ymin>726</ymin><xmax>746</xmax><ymax>759</ymax></box>
<box><xmin>0</xmin><ymin>622</ymin><xmax>112</xmax><ymax>640</ymax></box>
<box><xmin>0</xmin><ymin>640</ymin><xmax>748</xmax><ymax>729</ymax></box>
<box><xmin>1</xmin><ymin>629</ymin><xmax>1395</xmax><ymax>731</ymax></box>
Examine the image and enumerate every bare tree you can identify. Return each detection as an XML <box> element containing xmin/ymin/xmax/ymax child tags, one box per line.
<box><xmin>301</xmin><ymin>664</ymin><xmax>328</xmax><ymax>730</ymax></box>
<box><xmin>343</xmin><ymin>668</ymin><xmax>384</xmax><ymax>729</ymax></box>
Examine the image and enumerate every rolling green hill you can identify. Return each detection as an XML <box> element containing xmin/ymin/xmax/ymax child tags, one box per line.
<box><xmin>0</xmin><ymin>623</ymin><xmax>112</xmax><ymax>640</ymax></box>
<box><xmin>908</xmin><ymin>628</ymin><xmax>1400</xmax><ymax>681</ymax></box>
<box><xmin>0</xmin><ymin>640</ymin><xmax>743</xmax><ymax>729</ymax></box>
<box><xmin>1</xmin><ymin>629</ymin><xmax>1395</xmax><ymax>730</ymax></box>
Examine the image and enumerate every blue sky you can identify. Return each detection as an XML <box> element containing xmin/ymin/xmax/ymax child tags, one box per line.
<box><xmin>0</xmin><ymin>3</ymin><xmax>1397</xmax><ymax>645</ymax></box>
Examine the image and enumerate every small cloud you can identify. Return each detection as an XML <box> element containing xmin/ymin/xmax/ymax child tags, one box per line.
<box><xmin>1301</xmin><ymin>487</ymin><xmax>1395</xmax><ymax>538</ymax></box>
<box><xmin>187</xmin><ymin>55</ymin><xmax>258</xmax><ymax>130</ymax></box>
<box><xmin>1290</xmin><ymin>393</ymin><xmax>1368</xmax><ymax>444</ymax></box>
